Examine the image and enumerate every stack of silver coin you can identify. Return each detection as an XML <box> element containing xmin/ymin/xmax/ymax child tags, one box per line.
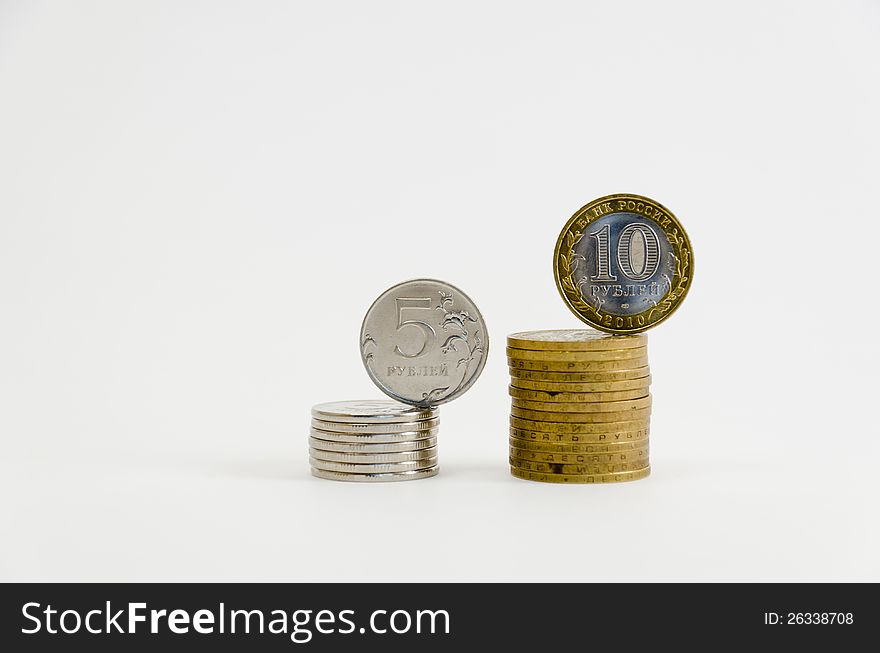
<box><xmin>309</xmin><ymin>400</ymin><xmax>440</xmax><ymax>482</ymax></box>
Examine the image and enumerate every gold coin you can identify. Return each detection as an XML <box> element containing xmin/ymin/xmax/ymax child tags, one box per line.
<box><xmin>510</xmin><ymin>418</ymin><xmax>650</xmax><ymax>437</ymax></box>
<box><xmin>553</xmin><ymin>193</ymin><xmax>693</xmax><ymax>334</ymax></box>
<box><xmin>508</xmin><ymin>386</ymin><xmax>649</xmax><ymax>403</ymax></box>
<box><xmin>511</xmin><ymin>395</ymin><xmax>651</xmax><ymax>413</ymax></box>
<box><xmin>509</xmin><ymin>435</ymin><xmax>649</xmax><ymax>452</ymax></box>
<box><xmin>508</xmin><ymin>356</ymin><xmax>649</xmax><ymax>372</ymax></box>
<box><xmin>511</xmin><ymin>429</ymin><xmax>649</xmax><ymax>444</ymax></box>
<box><xmin>507</xmin><ymin>330</ymin><xmax>647</xmax><ymax>351</ymax></box>
<box><xmin>511</xmin><ymin>406</ymin><xmax>651</xmax><ymax>423</ymax></box>
<box><xmin>509</xmin><ymin>445</ymin><xmax>648</xmax><ymax>464</ymax></box>
<box><xmin>506</xmin><ymin>346</ymin><xmax>646</xmax><ymax>362</ymax></box>
<box><xmin>510</xmin><ymin>376</ymin><xmax>652</xmax><ymax>393</ymax></box>
<box><xmin>510</xmin><ymin>457</ymin><xmax>649</xmax><ymax>475</ymax></box>
<box><xmin>510</xmin><ymin>465</ymin><xmax>651</xmax><ymax>484</ymax></box>
<box><xmin>511</xmin><ymin>396</ymin><xmax>652</xmax><ymax>413</ymax></box>
<box><xmin>508</xmin><ymin>367</ymin><xmax>650</xmax><ymax>382</ymax></box>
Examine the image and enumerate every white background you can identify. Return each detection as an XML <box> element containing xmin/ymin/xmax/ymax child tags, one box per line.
<box><xmin>1</xmin><ymin>1</ymin><xmax>878</xmax><ymax>582</ymax></box>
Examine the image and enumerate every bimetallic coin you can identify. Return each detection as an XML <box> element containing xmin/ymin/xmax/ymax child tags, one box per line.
<box><xmin>553</xmin><ymin>193</ymin><xmax>693</xmax><ymax>334</ymax></box>
<box><xmin>510</xmin><ymin>465</ymin><xmax>651</xmax><ymax>484</ymax></box>
<box><xmin>309</xmin><ymin>436</ymin><xmax>438</xmax><ymax>453</ymax></box>
<box><xmin>309</xmin><ymin>447</ymin><xmax>438</xmax><ymax>464</ymax></box>
<box><xmin>511</xmin><ymin>406</ymin><xmax>651</xmax><ymax>423</ymax></box>
<box><xmin>310</xmin><ymin>457</ymin><xmax>438</xmax><ymax>474</ymax></box>
<box><xmin>505</xmin><ymin>346</ymin><xmax>646</xmax><ymax>362</ymax></box>
<box><xmin>509</xmin><ymin>446</ymin><xmax>648</xmax><ymax>464</ymax></box>
<box><xmin>311</xmin><ymin>466</ymin><xmax>439</xmax><ymax>483</ymax></box>
<box><xmin>511</xmin><ymin>395</ymin><xmax>652</xmax><ymax>413</ymax></box>
<box><xmin>508</xmin><ymin>357</ymin><xmax>648</xmax><ymax>372</ymax></box>
<box><xmin>508</xmin><ymin>367</ymin><xmax>650</xmax><ymax>382</ymax></box>
<box><xmin>509</xmin><ymin>436</ymin><xmax>649</xmax><ymax>453</ymax></box>
<box><xmin>510</xmin><ymin>417</ymin><xmax>650</xmax><ymax>436</ymax></box>
<box><xmin>509</xmin><ymin>376</ymin><xmax>652</xmax><ymax>393</ymax></box>
<box><xmin>311</xmin><ymin>400</ymin><xmax>437</xmax><ymax>424</ymax></box>
<box><xmin>360</xmin><ymin>279</ymin><xmax>488</xmax><ymax>407</ymax></box>
<box><xmin>508</xmin><ymin>330</ymin><xmax>647</xmax><ymax>351</ymax></box>
<box><xmin>509</xmin><ymin>386</ymin><xmax>649</xmax><ymax>403</ymax></box>
<box><xmin>310</xmin><ymin>426</ymin><xmax>439</xmax><ymax>444</ymax></box>
<box><xmin>510</xmin><ymin>457</ymin><xmax>649</xmax><ymax>474</ymax></box>
<box><xmin>311</xmin><ymin>418</ymin><xmax>439</xmax><ymax>434</ymax></box>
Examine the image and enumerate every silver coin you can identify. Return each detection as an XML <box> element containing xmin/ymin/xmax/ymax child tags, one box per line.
<box><xmin>309</xmin><ymin>436</ymin><xmax>438</xmax><ymax>453</ymax></box>
<box><xmin>310</xmin><ymin>466</ymin><xmax>439</xmax><ymax>483</ymax></box>
<box><xmin>360</xmin><ymin>279</ymin><xmax>488</xmax><ymax>407</ymax></box>
<box><xmin>309</xmin><ymin>447</ymin><xmax>439</xmax><ymax>464</ymax></box>
<box><xmin>311</xmin><ymin>400</ymin><xmax>437</xmax><ymax>423</ymax></box>
<box><xmin>311</xmin><ymin>417</ymin><xmax>439</xmax><ymax>434</ymax></box>
<box><xmin>309</xmin><ymin>457</ymin><xmax>438</xmax><ymax>474</ymax></box>
<box><xmin>310</xmin><ymin>426</ymin><xmax>439</xmax><ymax>444</ymax></box>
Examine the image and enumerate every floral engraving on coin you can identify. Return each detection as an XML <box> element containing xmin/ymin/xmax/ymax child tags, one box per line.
<box><xmin>427</xmin><ymin>291</ymin><xmax>484</xmax><ymax>404</ymax></box>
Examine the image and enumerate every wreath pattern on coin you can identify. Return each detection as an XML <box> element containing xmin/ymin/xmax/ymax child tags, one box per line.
<box><xmin>554</xmin><ymin>194</ymin><xmax>692</xmax><ymax>333</ymax></box>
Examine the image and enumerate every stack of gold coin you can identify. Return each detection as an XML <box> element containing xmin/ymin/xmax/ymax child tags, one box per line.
<box><xmin>507</xmin><ymin>330</ymin><xmax>651</xmax><ymax>484</ymax></box>
<box><xmin>309</xmin><ymin>400</ymin><xmax>439</xmax><ymax>482</ymax></box>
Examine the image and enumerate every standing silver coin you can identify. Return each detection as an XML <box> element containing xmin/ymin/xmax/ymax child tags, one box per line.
<box><xmin>360</xmin><ymin>279</ymin><xmax>489</xmax><ymax>407</ymax></box>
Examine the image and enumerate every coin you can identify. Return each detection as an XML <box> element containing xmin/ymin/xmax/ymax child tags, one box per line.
<box><xmin>509</xmin><ymin>376</ymin><xmax>652</xmax><ymax>393</ymax></box>
<box><xmin>309</xmin><ymin>436</ymin><xmax>438</xmax><ymax>453</ymax></box>
<box><xmin>311</xmin><ymin>418</ymin><xmax>439</xmax><ymax>434</ymax></box>
<box><xmin>510</xmin><ymin>465</ymin><xmax>651</xmax><ymax>484</ymax></box>
<box><xmin>310</xmin><ymin>457</ymin><xmax>439</xmax><ymax>474</ymax></box>
<box><xmin>310</xmin><ymin>427</ymin><xmax>439</xmax><ymax>443</ymax></box>
<box><xmin>505</xmin><ymin>346</ymin><xmax>647</xmax><ymax>362</ymax></box>
<box><xmin>553</xmin><ymin>193</ymin><xmax>693</xmax><ymax>334</ymax></box>
<box><xmin>510</xmin><ymin>457</ymin><xmax>648</xmax><ymax>474</ymax></box>
<box><xmin>508</xmin><ymin>367</ymin><xmax>650</xmax><ymax>382</ymax></box>
<box><xmin>508</xmin><ymin>329</ymin><xmax>647</xmax><ymax>351</ymax></box>
<box><xmin>511</xmin><ymin>406</ymin><xmax>651</xmax><ymax>423</ymax></box>
<box><xmin>509</xmin><ymin>436</ymin><xmax>649</xmax><ymax>453</ymax></box>
<box><xmin>312</xmin><ymin>400</ymin><xmax>437</xmax><ymax>424</ymax></box>
<box><xmin>508</xmin><ymin>386</ymin><xmax>649</xmax><ymax>403</ymax></box>
<box><xmin>511</xmin><ymin>396</ymin><xmax>652</xmax><ymax>413</ymax></box>
<box><xmin>509</xmin><ymin>446</ymin><xmax>648</xmax><ymax>464</ymax></box>
<box><xmin>360</xmin><ymin>279</ymin><xmax>488</xmax><ymax>407</ymax></box>
<box><xmin>510</xmin><ymin>417</ymin><xmax>650</xmax><ymax>436</ymax></box>
<box><xmin>508</xmin><ymin>357</ymin><xmax>648</xmax><ymax>372</ymax></box>
<box><xmin>311</xmin><ymin>466</ymin><xmax>440</xmax><ymax>483</ymax></box>
<box><xmin>309</xmin><ymin>447</ymin><xmax>439</xmax><ymax>464</ymax></box>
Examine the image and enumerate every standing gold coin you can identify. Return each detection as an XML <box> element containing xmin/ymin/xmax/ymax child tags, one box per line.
<box><xmin>508</xmin><ymin>367</ymin><xmax>650</xmax><ymax>382</ymax></box>
<box><xmin>511</xmin><ymin>396</ymin><xmax>652</xmax><ymax>413</ymax></box>
<box><xmin>510</xmin><ymin>435</ymin><xmax>649</xmax><ymax>453</ymax></box>
<box><xmin>510</xmin><ymin>465</ymin><xmax>651</xmax><ymax>484</ymax></box>
<box><xmin>508</xmin><ymin>357</ymin><xmax>648</xmax><ymax>372</ymax></box>
<box><xmin>510</xmin><ymin>457</ymin><xmax>649</xmax><ymax>475</ymax></box>
<box><xmin>507</xmin><ymin>330</ymin><xmax>647</xmax><ymax>351</ymax></box>
<box><xmin>509</xmin><ymin>446</ymin><xmax>648</xmax><ymax>464</ymax></box>
<box><xmin>553</xmin><ymin>193</ymin><xmax>693</xmax><ymax>334</ymax></box>
<box><xmin>505</xmin><ymin>347</ymin><xmax>647</xmax><ymax>362</ymax></box>
<box><xmin>509</xmin><ymin>376</ymin><xmax>651</xmax><ymax>393</ymax></box>
<box><xmin>510</xmin><ymin>418</ymin><xmax>650</xmax><ymax>436</ymax></box>
<box><xmin>508</xmin><ymin>386</ymin><xmax>649</xmax><ymax>403</ymax></box>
